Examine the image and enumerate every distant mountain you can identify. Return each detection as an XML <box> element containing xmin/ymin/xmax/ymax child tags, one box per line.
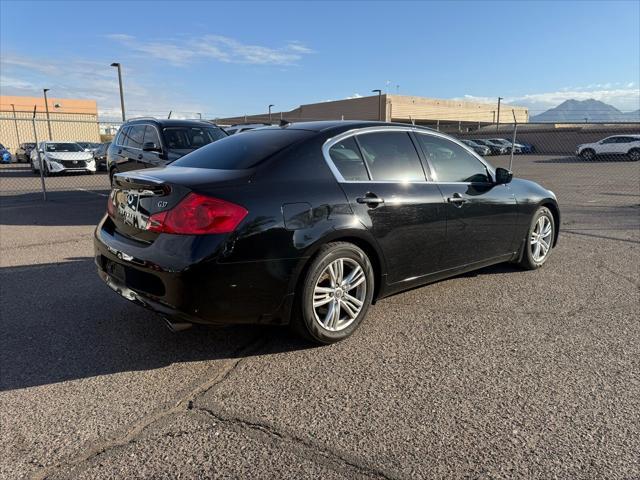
<box><xmin>530</xmin><ymin>99</ymin><xmax>640</xmax><ymax>123</ymax></box>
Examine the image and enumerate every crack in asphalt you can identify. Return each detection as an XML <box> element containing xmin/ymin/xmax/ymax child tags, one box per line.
<box><xmin>31</xmin><ymin>336</ymin><xmax>266</xmax><ymax>480</ymax></box>
<box><xmin>192</xmin><ymin>406</ymin><xmax>400</xmax><ymax>480</ymax></box>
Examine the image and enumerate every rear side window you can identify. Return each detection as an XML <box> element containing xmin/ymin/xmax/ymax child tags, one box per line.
<box><xmin>356</xmin><ymin>131</ymin><xmax>425</xmax><ymax>181</ymax></box>
<box><xmin>172</xmin><ymin>129</ymin><xmax>313</xmax><ymax>170</ymax></box>
<box><xmin>143</xmin><ymin>126</ymin><xmax>161</xmax><ymax>147</ymax></box>
<box><xmin>416</xmin><ymin>134</ymin><xmax>490</xmax><ymax>183</ymax></box>
<box><xmin>123</xmin><ymin>125</ymin><xmax>145</xmax><ymax>148</ymax></box>
<box><xmin>329</xmin><ymin>137</ymin><xmax>369</xmax><ymax>181</ymax></box>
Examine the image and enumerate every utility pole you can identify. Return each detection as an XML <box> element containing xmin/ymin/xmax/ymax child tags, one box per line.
<box><xmin>10</xmin><ymin>104</ymin><xmax>21</xmax><ymax>145</ymax></box>
<box><xmin>372</xmin><ymin>89</ymin><xmax>382</xmax><ymax>121</ymax></box>
<box><xmin>110</xmin><ymin>63</ymin><xmax>126</xmax><ymax>121</ymax></box>
<box><xmin>496</xmin><ymin>97</ymin><xmax>503</xmax><ymax>132</ymax></box>
<box><xmin>43</xmin><ymin>89</ymin><xmax>52</xmax><ymax>140</ymax></box>
<box><xmin>268</xmin><ymin>104</ymin><xmax>274</xmax><ymax>123</ymax></box>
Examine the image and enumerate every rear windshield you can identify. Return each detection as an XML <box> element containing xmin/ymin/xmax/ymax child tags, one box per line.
<box><xmin>172</xmin><ymin>129</ymin><xmax>313</xmax><ymax>170</ymax></box>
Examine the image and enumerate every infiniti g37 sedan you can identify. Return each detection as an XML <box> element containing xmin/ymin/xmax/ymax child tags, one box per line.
<box><xmin>95</xmin><ymin>121</ymin><xmax>560</xmax><ymax>344</ymax></box>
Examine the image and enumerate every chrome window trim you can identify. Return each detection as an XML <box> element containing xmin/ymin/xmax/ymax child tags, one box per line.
<box><xmin>321</xmin><ymin>126</ymin><xmax>496</xmax><ymax>185</ymax></box>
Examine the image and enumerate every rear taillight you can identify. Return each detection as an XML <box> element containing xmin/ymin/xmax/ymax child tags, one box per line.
<box><xmin>107</xmin><ymin>190</ymin><xmax>116</xmax><ymax>217</ymax></box>
<box><xmin>146</xmin><ymin>193</ymin><xmax>248</xmax><ymax>235</ymax></box>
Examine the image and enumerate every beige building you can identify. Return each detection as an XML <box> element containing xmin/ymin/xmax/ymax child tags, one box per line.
<box><xmin>217</xmin><ymin>94</ymin><xmax>529</xmax><ymax>128</ymax></box>
<box><xmin>0</xmin><ymin>96</ymin><xmax>101</xmax><ymax>152</ymax></box>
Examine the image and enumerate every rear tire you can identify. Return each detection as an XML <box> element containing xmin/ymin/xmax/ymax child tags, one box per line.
<box><xmin>580</xmin><ymin>149</ymin><xmax>595</xmax><ymax>161</ymax></box>
<box><xmin>292</xmin><ymin>242</ymin><xmax>374</xmax><ymax>344</ymax></box>
<box><xmin>628</xmin><ymin>148</ymin><xmax>640</xmax><ymax>162</ymax></box>
<box><xmin>518</xmin><ymin>206</ymin><xmax>555</xmax><ymax>270</ymax></box>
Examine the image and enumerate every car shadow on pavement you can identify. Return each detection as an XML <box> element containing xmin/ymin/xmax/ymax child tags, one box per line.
<box><xmin>1</xmin><ymin>191</ymin><xmax>109</xmax><ymax>226</ymax></box>
<box><xmin>0</xmin><ymin>257</ymin><xmax>312</xmax><ymax>391</ymax></box>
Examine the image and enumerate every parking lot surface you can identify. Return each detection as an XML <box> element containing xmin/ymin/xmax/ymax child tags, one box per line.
<box><xmin>1</xmin><ymin>155</ymin><xmax>639</xmax><ymax>479</ymax></box>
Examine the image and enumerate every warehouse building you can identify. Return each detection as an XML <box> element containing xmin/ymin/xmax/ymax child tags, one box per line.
<box><xmin>0</xmin><ymin>96</ymin><xmax>101</xmax><ymax>153</ymax></box>
<box><xmin>217</xmin><ymin>94</ymin><xmax>529</xmax><ymax>129</ymax></box>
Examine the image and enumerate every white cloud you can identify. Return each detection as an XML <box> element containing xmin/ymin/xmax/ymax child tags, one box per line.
<box><xmin>459</xmin><ymin>84</ymin><xmax>640</xmax><ymax>113</ymax></box>
<box><xmin>107</xmin><ymin>34</ymin><xmax>314</xmax><ymax>66</ymax></box>
<box><xmin>0</xmin><ymin>53</ymin><xmax>206</xmax><ymax>120</ymax></box>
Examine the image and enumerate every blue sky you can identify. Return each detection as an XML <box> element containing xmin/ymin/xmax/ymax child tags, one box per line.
<box><xmin>1</xmin><ymin>0</ymin><xmax>639</xmax><ymax>119</ymax></box>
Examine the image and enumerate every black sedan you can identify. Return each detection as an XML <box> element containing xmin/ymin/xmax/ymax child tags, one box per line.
<box><xmin>95</xmin><ymin>121</ymin><xmax>560</xmax><ymax>344</ymax></box>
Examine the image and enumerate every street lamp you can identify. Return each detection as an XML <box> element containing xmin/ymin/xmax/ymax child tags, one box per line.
<box><xmin>496</xmin><ymin>96</ymin><xmax>503</xmax><ymax>132</ymax></box>
<box><xmin>10</xmin><ymin>104</ymin><xmax>21</xmax><ymax>146</ymax></box>
<box><xmin>372</xmin><ymin>89</ymin><xmax>382</xmax><ymax>121</ymax></box>
<box><xmin>110</xmin><ymin>63</ymin><xmax>126</xmax><ymax>122</ymax></box>
<box><xmin>43</xmin><ymin>88</ymin><xmax>52</xmax><ymax>140</ymax></box>
<box><xmin>268</xmin><ymin>104</ymin><xmax>274</xmax><ymax>123</ymax></box>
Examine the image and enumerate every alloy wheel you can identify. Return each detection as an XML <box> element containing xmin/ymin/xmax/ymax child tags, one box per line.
<box><xmin>312</xmin><ymin>258</ymin><xmax>367</xmax><ymax>332</ymax></box>
<box><xmin>530</xmin><ymin>215</ymin><xmax>553</xmax><ymax>262</ymax></box>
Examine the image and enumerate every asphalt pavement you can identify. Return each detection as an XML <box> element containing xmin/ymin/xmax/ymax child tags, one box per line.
<box><xmin>1</xmin><ymin>156</ymin><xmax>638</xmax><ymax>479</ymax></box>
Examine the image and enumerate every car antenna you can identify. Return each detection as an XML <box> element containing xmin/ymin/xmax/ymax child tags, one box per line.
<box><xmin>279</xmin><ymin>119</ymin><xmax>290</xmax><ymax>127</ymax></box>
<box><xmin>167</xmin><ymin>110</ymin><xmax>172</xmax><ymax>119</ymax></box>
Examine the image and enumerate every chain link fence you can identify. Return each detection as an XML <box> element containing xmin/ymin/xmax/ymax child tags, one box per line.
<box><xmin>1</xmin><ymin>116</ymin><xmax>638</xmax><ymax>236</ymax></box>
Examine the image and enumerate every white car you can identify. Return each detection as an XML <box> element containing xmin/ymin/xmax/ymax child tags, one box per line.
<box><xmin>31</xmin><ymin>141</ymin><xmax>97</xmax><ymax>175</ymax></box>
<box><xmin>576</xmin><ymin>135</ymin><xmax>640</xmax><ymax>161</ymax></box>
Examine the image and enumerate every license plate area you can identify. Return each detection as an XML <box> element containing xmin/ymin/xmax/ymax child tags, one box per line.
<box><xmin>103</xmin><ymin>258</ymin><xmax>126</xmax><ymax>283</ymax></box>
<box><xmin>117</xmin><ymin>191</ymin><xmax>141</xmax><ymax>227</ymax></box>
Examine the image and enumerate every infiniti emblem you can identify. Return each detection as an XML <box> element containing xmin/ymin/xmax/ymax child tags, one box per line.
<box><xmin>127</xmin><ymin>193</ymin><xmax>135</xmax><ymax>205</ymax></box>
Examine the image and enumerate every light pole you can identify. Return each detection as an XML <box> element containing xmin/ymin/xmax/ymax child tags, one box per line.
<box><xmin>496</xmin><ymin>96</ymin><xmax>503</xmax><ymax>132</ymax></box>
<box><xmin>268</xmin><ymin>104</ymin><xmax>274</xmax><ymax>123</ymax></box>
<box><xmin>10</xmin><ymin>104</ymin><xmax>21</xmax><ymax>146</ymax></box>
<box><xmin>197</xmin><ymin>112</ymin><xmax>202</xmax><ymax>120</ymax></box>
<box><xmin>110</xmin><ymin>63</ymin><xmax>126</xmax><ymax>121</ymax></box>
<box><xmin>43</xmin><ymin>88</ymin><xmax>52</xmax><ymax>140</ymax></box>
<box><xmin>372</xmin><ymin>89</ymin><xmax>382</xmax><ymax>121</ymax></box>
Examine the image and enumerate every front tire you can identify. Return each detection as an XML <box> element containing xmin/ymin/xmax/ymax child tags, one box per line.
<box><xmin>580</xmin><ymin>149</ymin><xmax>595</xmax><ymax>161</ymax></box>
<box><xmin>518</xmin><ymin>206</ymin><xmax>555</xmax><ymax>270</ymax></box>
<box><xmin>293</xmin><ymin>242</ymin><xmax>374</xmax><ymax>344</ymax></box>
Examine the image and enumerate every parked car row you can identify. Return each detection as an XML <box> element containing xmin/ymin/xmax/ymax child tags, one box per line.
<box><xmin>459</xmin><ymin>138</ymin><xmax>536</xmax><ymax>156</ymax></box>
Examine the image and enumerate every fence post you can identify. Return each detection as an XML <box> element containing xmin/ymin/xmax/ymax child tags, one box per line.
<box><xmin>509</xmin><ymin>109</ymin><xmax>518</xmax><ymax>171</ymax></box>
<box><xmin>31</xmin><ymin>114</ymin><xmax>47</xmax><ymax>201</ymax></box>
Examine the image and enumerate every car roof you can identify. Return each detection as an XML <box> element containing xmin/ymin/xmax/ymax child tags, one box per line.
<box><xmin>125</xmin><ymin>118</ymin><xmax>220</xmax><ymax>128</ymax></box>
<box><xmin>256</xmin><ymin>120</ymin><xmax>437</xmax><ymax>136</ymax></box>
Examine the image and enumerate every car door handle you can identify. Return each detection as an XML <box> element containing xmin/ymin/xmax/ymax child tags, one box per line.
<box><xmin>137</xmin><ymin>154</ymin><xmax>143</xmax><ymax>160</ymax></box>
<box><xmin>356</xmin><ymin>194</ymin><xmax>385</xmax><ymax>206</ymax></box>
<box><xmin>447</xmin><ymin>193</ymin><xmax>467</xmax><ymax>206</ymax></box>
<box><xmin>117</xmin><ymin>149</ymin><xmax>122</xmax><ymax>154</ymax></box>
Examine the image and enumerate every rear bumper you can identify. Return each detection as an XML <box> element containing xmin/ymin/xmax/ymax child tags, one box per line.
<box><xmin>94</xmin><ymin>217</ymin><xmax>300</xmax><ymax>326</ymax></box>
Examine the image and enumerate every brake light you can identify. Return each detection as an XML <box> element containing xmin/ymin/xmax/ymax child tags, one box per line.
<box><xmin>146</xmin><ymin>193</ymin><xmax>248</xmax><ymax>235</ymax></box>
<box><xmin>107</xmin><ymin>190</ymin><xmax>116</xmax><ymax>217</ymax></box>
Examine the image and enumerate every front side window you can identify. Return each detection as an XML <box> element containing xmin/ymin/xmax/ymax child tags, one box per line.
<box><xmin>416</xmin><ymin>134</ymin><xmax>491</xmax><ymax>183</ymax></box>
<box><xmin>162</xmin><ymin>126</ymin><xmax>227</xmax><ymax>150</ymax></box>
<box><xmin>328</xmin><ymin>136</ymin><xmax>369</xmax><ymax>181</ymax></box>
<box><xmin>45</xmin><ymin>143</ymin><xmax>83</xmax><ymax>152</ymax></box>
<box><xmin>601</xmin><ymin>137</ymin><xmax>617</xmax><ymax>144</ymax></box>
<box><xmin>356</xmin><ymin>131</ymin><xmax>425</xmax><ymax>181</ymax></box>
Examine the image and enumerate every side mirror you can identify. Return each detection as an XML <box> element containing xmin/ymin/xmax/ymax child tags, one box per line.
<box><xmin>495</xmin><ymin>167</ymin><xmax>513</xmax><ymax>184</ymax></box>
<box><xmin>142</xmin><ymin>142</ymin><xmax>161</xmax><ymax>152</ymax></box>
